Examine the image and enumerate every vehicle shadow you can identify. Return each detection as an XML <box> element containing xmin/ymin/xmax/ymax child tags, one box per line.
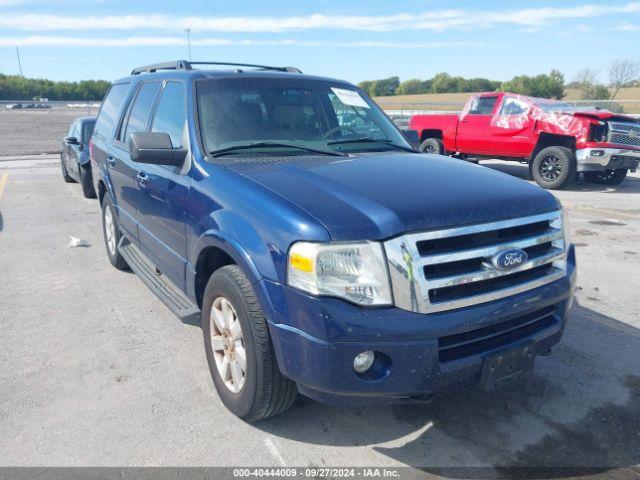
<box><xmin>258</xmin><ymin>302</ymin><xmax>640</xmax><ymax>478</ymax></box>
<box><xmin>480</xmin><ymin>160</ymin><xmax>640</xmax><ymax>194</ymax></box>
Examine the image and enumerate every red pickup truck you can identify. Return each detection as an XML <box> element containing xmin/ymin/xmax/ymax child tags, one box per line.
<box><xmin>409</xmin><ymin>92</ymin><xmax>640</xmax><ymax>189</ymax></box>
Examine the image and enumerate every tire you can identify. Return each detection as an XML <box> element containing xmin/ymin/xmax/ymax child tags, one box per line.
<box><xmin>101</xmin><ymin>196</ymin><xmax>128</xmax><ymax>270</ymax></box>
<box><xmin>584</xmin><ymin>169</ymin><xmax>627</xmax><ymax>185</ymax></box>
<box><xmin>79</xmin><ymin>165</ymin><xmax>97</xmax><ymax>198</ymax></box>
<box><xmin>419</xmin><ymin>138</ymin><xmax>445</xmax><ymax>155</ymax></box>
<box><xmin>531</xmin><ymin>146</ymin><xmax>577</xmax><ymax>190</ymax></box>
<box><xmin>60</xmin><ymin>154</ymin><xmax>76</xmax><ymax>183</ymax></box>
<box><xmin>202</xmin><ymin>265</ymin><xmax>296</xmax><ymax>421</ymax></box>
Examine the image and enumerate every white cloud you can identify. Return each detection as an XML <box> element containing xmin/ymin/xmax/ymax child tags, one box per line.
<box><xmin>0</xmin><ymin>35</ymin><xmax>489</xmax><ymax>48</ymax></box>
<box><xmin>0</xmin><ymin>3</ymin><xmax>638</xmax><ymax>32</ymax></box>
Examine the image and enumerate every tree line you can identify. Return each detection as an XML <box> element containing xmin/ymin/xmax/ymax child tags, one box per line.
<box><xmin>359</xmin><ymin>59</ymin><xmax>640</xmax><ymax>101</ymax></box>
<box><xmin>359</xmin><ymin>71</ymin><xmax>565</xmax><ymax>99</ymax></box>
<box><xmin>0</xmin><ymin>74</ymin><xmax>110</xmax><ymax>101</ymax></box>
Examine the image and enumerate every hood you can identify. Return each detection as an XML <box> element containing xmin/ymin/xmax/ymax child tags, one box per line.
<box><xmin>557</xmin><ymin>109</ymin><xmax>638</xmax><ymax>123</ymax></box>
<box><xmin>224</xmin><ymin>153</ymin><xmax>559</xmax><ymax>241</ymax></box>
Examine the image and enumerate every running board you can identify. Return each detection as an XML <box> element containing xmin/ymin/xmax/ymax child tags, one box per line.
<box><xmin>118</xmin><ymin>237</ymin><xmax>201</xmax><ymax>324</ymax></box>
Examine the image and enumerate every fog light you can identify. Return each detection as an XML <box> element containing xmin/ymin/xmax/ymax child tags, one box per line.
<box><xmin>353</xmin><ymin>351</ymin><xmax>375</xmax><ymax>373</ymax></box>
<box><xmin>591</xmin><ymin>150</ymin><xmax>605</xmax><ymax>157</ymax></box>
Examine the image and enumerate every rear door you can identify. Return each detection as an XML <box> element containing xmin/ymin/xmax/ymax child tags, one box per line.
<box><xmin>109</xmin><ymin>81</ymin><xmax>162</xmax><ymax>240</ymax></box>
<box><xmin>455</xmin><ymin>95</ymin><xmax>499</xmax><ymax>154</ymax></box>
<box><xmin>135</xmin><ymin>80</ymin><xmax>190</xmax><ymax>289</ymax></box>
<box><xmin>91</xmin><ymin>81</ymin><xmax>131</xmax><ymax>214</ymax></box>
<box><xmin>67</xmin><ymin>121</ymin><xmax>82</xmax><ymax>175</ymax></box>
<box><xmin>490</xmin><ymin>95</ymin><xmax>535</xmax><ymax>156</ymax></box>
<box><xmin>62</xmin><ymin>121</ymin><xmax>76</xmax><ymax>173</ymax></box>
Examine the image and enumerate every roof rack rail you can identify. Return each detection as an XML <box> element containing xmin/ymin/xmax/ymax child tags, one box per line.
<box><xmin>131</xmin><ymin>60</ymin><xmax>302</xmax><ymax>75</ymax></box>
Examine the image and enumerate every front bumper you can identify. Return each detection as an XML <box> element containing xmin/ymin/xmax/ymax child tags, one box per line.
<box><xmin>261</xmin><ymin>246</ymin><xmax>577</xmax><ymax>405</ymax></box>
<box><xmin>576</xmin><ymin>147</ymin><xmax>640</xmax><ymax>172</ymax></box>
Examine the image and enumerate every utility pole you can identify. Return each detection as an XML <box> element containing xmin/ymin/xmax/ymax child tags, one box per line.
<box><xmin>15</xmin><ymin>47</ymin><xmax>23</xmax><ymax>77</ymax></box>
<box><xmin>185</xmin><ymin>28</ymin><xmax>192</xmax><ymax>61</ymax></box>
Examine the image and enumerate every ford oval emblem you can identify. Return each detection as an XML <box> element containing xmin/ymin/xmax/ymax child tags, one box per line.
<box><xmin>492</xmin><ymin>248</ymin><xmax>528</xmax><ymax>271</ymax></box>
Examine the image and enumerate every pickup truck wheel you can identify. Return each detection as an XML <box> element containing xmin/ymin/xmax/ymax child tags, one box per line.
<box><xmin>202</xmin><ymin>265</ymin><xmax>296</xmax><ymax>421</ymax></box>
<box><xmin>101</xmin><ymin>196</ymin><xmax>128</xmax><ymax>270</ymax></box>
<box><xmin>60</xmin><ymin>154</ymin><xmax>75</xmax><ymax>183</ymax></box>
<box><xmin>79</xmin><ymin>165</ymin><xmax>97</xmax><ymax>199</ymax></box>
<box><xmin>419</xmin><ymin>138</ymin><xmax>445</xmax><ymax>155</ymax></box>
<box><xmin>584</xmin><ymin>169</ymin><xmax>627</xmax><ymax>185</ymax></box>
<box><xmin>532</xmin><ymin>146</ymin><xmax>576</xmax><ymax>190</ymax></box>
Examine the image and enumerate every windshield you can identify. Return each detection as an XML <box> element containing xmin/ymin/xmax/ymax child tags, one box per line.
<box><xmin>196</xmin><ymin>77</ymin><xmax>412</xmax><ymax>157</ymax></box>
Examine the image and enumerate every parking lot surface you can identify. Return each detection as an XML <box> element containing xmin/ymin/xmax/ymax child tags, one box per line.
<box><xmin>0</xmin><ymin>155</ymin><xmax>639</xmax><ymax>477</ymax></box>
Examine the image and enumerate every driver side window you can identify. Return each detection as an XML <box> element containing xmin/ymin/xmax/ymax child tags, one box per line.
<box><xmin>151</xmin><ymin>81</ymin><xmax>187</xmax><ymax>148</ymax></box>
<box><xmin>499</xmin><ymin>97</ymin><xmax>529</xmax><ymax>116</ymax></box>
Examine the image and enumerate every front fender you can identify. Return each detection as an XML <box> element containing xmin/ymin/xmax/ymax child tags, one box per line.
<box><xmin>187</xmin><ymin>209</ymin><xmax>281</xmax><ymax>307</ymax></box>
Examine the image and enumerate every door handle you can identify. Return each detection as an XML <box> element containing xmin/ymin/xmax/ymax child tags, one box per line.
<box><xmin>106</xmin><ymin>155</ymin><xmax>116</xmax><ymax>167</ymax></box>
<box><xmin>136</xmin><ymin>171</ymin><xmax>149</xmax><ymax>186</ymax></box>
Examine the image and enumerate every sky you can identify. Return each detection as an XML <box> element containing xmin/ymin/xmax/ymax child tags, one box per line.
<box><xmin>0</xmin><ymin>0</ymin><xmax>639</xmax><ymax>84</ymax></box>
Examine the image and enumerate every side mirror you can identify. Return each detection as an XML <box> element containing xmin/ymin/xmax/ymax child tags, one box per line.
<box><xmin>129</xmin><ymin>132</ymin><xmax>187</xmax><ymax>166</ymax></box>
<box><xmin>64</xmin><ymin>136</ymin><xmax>79</xmax><ymax>145</ymax></box>
<box><xmin>401</xmin><ymin>129</ymin><xmax>420</xmax><ymax>148</ymax></box>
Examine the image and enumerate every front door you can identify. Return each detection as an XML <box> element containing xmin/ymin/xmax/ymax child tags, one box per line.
<box><xmin>135</xmin><ymin>81</ymin><xmax>190</xmax><ymax>290</ymax></box>
<box><xmin>455</xmin><ymin>95</ymin><xmax>499</xmax><ymax>154</ymax></box>
<box><xmin>490</xmin><ymin>96</ymin><xmax>535</xmax><ymax>157</ymax></box>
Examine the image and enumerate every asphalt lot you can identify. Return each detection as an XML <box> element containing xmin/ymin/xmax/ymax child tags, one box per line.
<box><xmin>0</xmin><ymin>154</ymin><xmax>639</xmax><ymax>477</ymax></box>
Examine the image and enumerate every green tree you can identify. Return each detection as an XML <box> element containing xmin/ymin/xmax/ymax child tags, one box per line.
<box><xmin>396</xmin><ymin>78</ymin><xmax>429</xmax><ymax>95</ymax></box>
<box><xmin>431</xmin><ymin>72</ymin><xmax>456</xmax><ymax>93</ymax></box>
<box><xmin>500</xmin><ymin>70</ymin><xmax>565</xmax><ymax>99</ymax></box>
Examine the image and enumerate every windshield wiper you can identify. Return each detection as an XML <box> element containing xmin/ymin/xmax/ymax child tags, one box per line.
<box><xmin>327</xmin><ymin>137</ymin><xmax>416</xmax><ymax>153</ymax></box>
<box><xmin>209</xmin><ymin>142</ymin><xmax>347</xmax><ymax>158</ymax></box>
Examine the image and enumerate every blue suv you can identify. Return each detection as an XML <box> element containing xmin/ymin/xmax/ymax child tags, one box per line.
<box><xmin>90</xmin><ymin>60</ymin><xmax>576</xmax><ymax>421</ymax></box>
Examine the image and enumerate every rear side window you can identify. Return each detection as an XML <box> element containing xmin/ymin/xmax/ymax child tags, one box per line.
<box><xmin>468</xmin><ymin>96</ymin><xmax>498</xmax><ymax>115</ymax></box>
<box><xmin>151</xmin><ymin>81</ymin><xmax>187</xmax><ymax>148</ymax></box>
<box><xmin>82</xmin><ymin>122</ymin><xmax>95</xmax><ymax>143</ymax></box>
<box><xmin>94</xmin><ymin>83</ymin><xmax>130</xmax><ymax>140</ymax></box>
<box><xmin>120</xmin><ymin>82</ymin><xmax>161</xmax><ymax>145</ymax></box>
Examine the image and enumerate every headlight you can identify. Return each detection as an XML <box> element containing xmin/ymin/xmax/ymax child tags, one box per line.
<box><xmin>287</xmin><ymin>241</ymin><xmax>392</xmax><ymax>306</ymax></box>
<box><xmin>559</xmin><ymin>203</ymin><xmax>572</xmax><ymax>248</ymax></box>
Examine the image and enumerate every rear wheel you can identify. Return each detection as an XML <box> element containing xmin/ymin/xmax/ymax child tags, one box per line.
<box><xmin>101</xmin><ymin>196</ymin><xmax>128</xmax><ymax>270</ymax></box>
<box><xmin>60</xmin><ymin>154</ymin><xmax>75</xmax><ymax>183</ymax></box>
<box><xmin>202</xmin><ymin>265</ymin><xmax>296</xmax><ymax>421</ymax></box>
<box><xmin>419</xmin><ymin>138</ymin><xmax>445</xmax><ymax>155</ymax></box>
<box><xmin>531</xmin><ymin>146</ymin><xmax>576</xmax><ymax>190</ymax></box>
<box><xmin>79</xmin><ymin>165</ymin><xmax>97</xmax><ymax>198</ymax></box>
<box><xmin>584</xmin><ymin>169</ymin><xmax>627</xmax><ymax>185</ymax></box>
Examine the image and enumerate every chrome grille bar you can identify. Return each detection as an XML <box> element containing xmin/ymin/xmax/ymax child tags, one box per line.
<box><xmin>384</xmin><ymin>210</ymin><xmax>567</xmax><ymax>314</ymax></box>
<box><xmin>417</xmin><ymin>228</ymin><xmax>562</xmax><ymax>265</ymax></box>
<box><xmin>426</xmin><ymin>247</ymin><xmax>565</xmax><ymax>289</ymax></box>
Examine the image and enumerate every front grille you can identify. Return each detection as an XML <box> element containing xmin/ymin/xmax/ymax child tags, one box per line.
<box><xmin>384</xmin><ymin>211</ymin><xmax>567</xmax><ymax>313</ymax></box>
<box><xmin>438</xmin><ymin>306</ymin><xmax>558</xmax><ymax>362</ymax></box>
<box><xmin>608</xmin><ymin>121</ymin><xmax>640</xmax><ymax>147</ymax></box>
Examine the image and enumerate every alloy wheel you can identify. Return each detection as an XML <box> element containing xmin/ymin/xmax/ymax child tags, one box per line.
<box><xmin>540</xmin><ymin>154</ymin><xmax>562</xmax><ymax>181</ymax></box>
<box><xmin>210</xmin><ymin>296</ymin><xmax>247</xmax><ymax>394</ymax></box>
<box><xmin>104</xmin><ymin>206</ymin><xmax>117</xmax><ymax>256</ymax></box>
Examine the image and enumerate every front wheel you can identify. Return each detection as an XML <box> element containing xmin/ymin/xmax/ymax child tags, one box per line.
<box><xmin>584</xmin><ymin>169</ymin><xmax>627</xmax><ymax>185</ymax></box>
<box><xmin>202</xmin><ymin>265</ymin><xmax>296</xmax><ymax>421</ymax></box>
<box><xmin>419</xmin><ymin>138</ymin><xmax>445</xmax><ymax>155</ymax></box>
<box><xmin>531</xmin><ymin>146</ymin><xmax>576</xmax><ymax>190</ymax></box>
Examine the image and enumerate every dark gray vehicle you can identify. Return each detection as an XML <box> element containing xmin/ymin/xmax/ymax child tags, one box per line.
<box><xmin>61</xmin><ymin>116</ymin><xmax>97</xmax><ymax>198</ymax></box>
